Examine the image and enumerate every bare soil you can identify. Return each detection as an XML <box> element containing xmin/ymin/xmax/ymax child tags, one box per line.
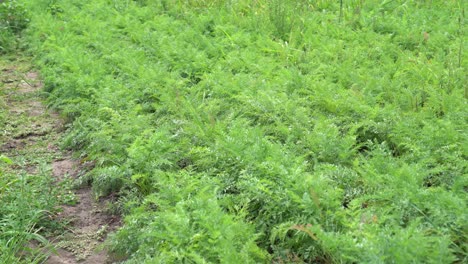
<box><xmin>46</xmin><ymin>157</ymin><xmax>120</xmax><ymax>264</ymax></box>
<box><xmin>1</xmin><ymin>59</ymin><xmax>120</xmax><ymax>263</ymax></box>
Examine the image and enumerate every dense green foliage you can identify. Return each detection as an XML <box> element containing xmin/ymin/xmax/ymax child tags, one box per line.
<box><xmin>24</xmin><ymin>0</ymin><xmax>466</xmax><ymax>263</ymax></box>
<box><xmin>0</xmin><ymin>0</ymin><xmax>29</xmax><ymax>53</ymax></box>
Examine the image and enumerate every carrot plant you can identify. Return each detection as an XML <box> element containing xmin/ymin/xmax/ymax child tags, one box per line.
<box><xmin>24</xmin><ymin>0</ymin><xmax>467</xmax><ymax>262</ymax></box>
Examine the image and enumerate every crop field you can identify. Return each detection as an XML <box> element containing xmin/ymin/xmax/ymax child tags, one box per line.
<box><xmin>1</xmin><ymin>0</ymin><xmax>467</xmax><ymax>263</ymax></box>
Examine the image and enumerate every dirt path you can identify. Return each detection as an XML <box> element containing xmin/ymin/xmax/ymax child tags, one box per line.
<box><xmin>1</xmin><ymin>57</ymin><xmax>120</xmax><ymax>263</ymax></box>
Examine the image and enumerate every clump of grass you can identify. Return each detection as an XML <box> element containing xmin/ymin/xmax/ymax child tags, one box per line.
<box><xmin>0</xmin><ymin>157</ymin><xmax>54</xmax><ymax>263</ymax></box>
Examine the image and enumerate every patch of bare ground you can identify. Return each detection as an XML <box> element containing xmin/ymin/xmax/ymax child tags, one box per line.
<box><xmin>46</xmin><ymin>157</ymin><xmax>120</xmax><ymax>264</ymax></box>
<box><xmin>47</xmin><ymin>158</ymin><xmax>120</xmax><ymax>264</ymax></box>
<box><xmin>1</xmin><ymin>60</ymin><xmax>120</xmax><ymax>263</ymax></box>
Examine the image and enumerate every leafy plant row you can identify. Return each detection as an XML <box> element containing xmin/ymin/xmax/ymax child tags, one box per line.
<box><xmin>24</xmin><ymin>0</ymin><xmax>466</xmax><ymax>263</ymax></box>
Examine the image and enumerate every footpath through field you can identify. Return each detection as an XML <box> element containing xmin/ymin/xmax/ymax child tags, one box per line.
<box><xmin>0</xmin><ymin>56</ymin><xmax>120</xmax><ymax>263</ymax></box>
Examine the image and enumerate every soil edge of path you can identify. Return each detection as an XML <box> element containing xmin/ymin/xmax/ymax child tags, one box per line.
<box><xmin>1</xmin><ymin>57</ymin><xmax>121</xmax><ymax>264</ymax></box>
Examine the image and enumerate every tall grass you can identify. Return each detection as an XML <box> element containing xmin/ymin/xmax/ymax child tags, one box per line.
<box><xmin>0</xmin><ymin>156</ymin><xmax>55</xmax><ymax>263</ymax></box>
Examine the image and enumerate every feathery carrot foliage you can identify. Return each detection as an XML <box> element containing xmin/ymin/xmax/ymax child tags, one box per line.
<box><xmin>23</xmin><ymin>0</ymin><xmax>467</xmax><ymax>262</ymax></box>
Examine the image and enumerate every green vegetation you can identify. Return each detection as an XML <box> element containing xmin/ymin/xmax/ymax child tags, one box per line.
<box><xmin>1</xmin><ymin>54</ymin><xmax>87</xmax><ymax>262</ymax></box>
<box><xmin>1</xmin><ymin>3</ymin><xmax>55</xmax><ymax>262</ymax></box>
<box><xmin>0</xmin><ymin>59</ymin><xmax>58</xmax><ymax>263</ymax></box>
<box><xmin>0</xmin><ymin>0</ymin><xmax>29</xmax><ymax>53</ymax></box>
<box><xmin>19</xmin><ymin>0</ymin><xmax>468</xmax><ymax>263</ymax></box>
<box><xmin>0</xmin><ymin>155</ymin><xmax>52</xmax><ymax>264</ymax></box>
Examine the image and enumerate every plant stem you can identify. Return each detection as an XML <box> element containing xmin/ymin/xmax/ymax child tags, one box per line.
<box><xmin>340</xmin><ymin>0</ymin><xmax>343</xmax><ymax>22</ymax></box>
